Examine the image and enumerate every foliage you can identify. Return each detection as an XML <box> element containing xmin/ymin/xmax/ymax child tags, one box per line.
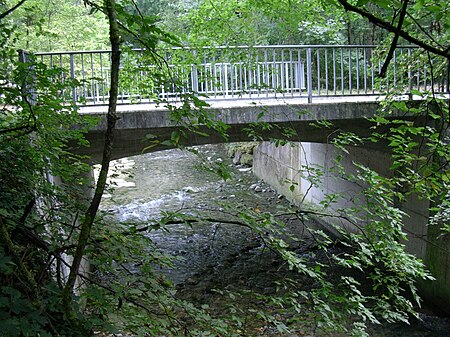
<box><xmin>0</xmin><ymin>11</ymin><xmax>96</xmax><ymax>336</ymax></box>
<box><xmin>1</xmin><ymin>0</ymin><xmax>450</xmax><ymax>336</ymax></box>
<box><xmin>176</xmin><ymin>0</ymin><xmax>348</xmax><ymax>46</ymax></box>
<box><xmin>2</xmin><ymin>0</ymin><xmax>109</xmax><ymax>51</ymax></box>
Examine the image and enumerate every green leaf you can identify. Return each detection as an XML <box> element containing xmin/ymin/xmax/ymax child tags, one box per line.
<box><xmin>356</xmin><ymin>0</ymin><xmax>370</xmax><ymax>6</ymax></box>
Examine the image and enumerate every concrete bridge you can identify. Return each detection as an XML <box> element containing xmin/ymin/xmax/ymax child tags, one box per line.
<box><xmin>28</xmin><ymin>45</ymin><xmax>446</xmax><ymax>161</ymax></box>
<box><xmin>30</xmin><ymin>45</ymin><xmax>450</xmax><ymax>314</ymax></box>
<box><xmin>77</xmin><ymin>96</ymin><xmax>391</xmax><ymax>161</ymax></box>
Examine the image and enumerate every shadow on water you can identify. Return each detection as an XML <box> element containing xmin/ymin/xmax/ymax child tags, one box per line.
<box><xmin>99</xmin><ymin>144</ymin><xmax>450</xmax><ymax>337</ymax></box>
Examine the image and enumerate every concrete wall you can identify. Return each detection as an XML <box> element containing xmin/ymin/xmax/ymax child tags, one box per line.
<box><xmin>253</xmin><ymin>141</ymin><xmax>450</xmax><ymax>314</ymax></box>
<box><xmin>253</xmin><ymin>142</ymin><xmax>303</xmax><ymax>204</ymax></box>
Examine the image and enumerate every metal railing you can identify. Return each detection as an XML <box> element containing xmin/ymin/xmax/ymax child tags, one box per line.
<box><xmin>21</xmin><ymin>45</ymin><xmax>449</xmax><ymax>105</ymax></box>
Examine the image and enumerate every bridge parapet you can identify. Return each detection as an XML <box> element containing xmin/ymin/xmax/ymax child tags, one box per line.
<box><xmin>22</xmin><ymin>45</ymin><xmax>448</xmax><ymax>106</ymax></box>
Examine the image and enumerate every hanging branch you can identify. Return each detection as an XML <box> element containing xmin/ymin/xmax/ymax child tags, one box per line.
<box><xmin>336</xmin><ymin>0</ymin><xmax>450</xmax><ymax>59</ymax></box>
<box><xmin>379</xmin><ymin>0</ymin><xmax>409</xmax><ymax>78</ymax></box>
<box><xmin>0</xmin><ymin>0</ymin><xmax>27</xmax><ymax>20</ymax></box>
<box><xmin>62</xmin><ymin>0</ymin><xmax>121</xmax><ymax>322</ymax></box>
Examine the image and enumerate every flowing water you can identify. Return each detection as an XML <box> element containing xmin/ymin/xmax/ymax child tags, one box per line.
<box><xmin>99</xmin><ymin>145</ymin><xmax>450</xmax><ymax>337</ymax></box>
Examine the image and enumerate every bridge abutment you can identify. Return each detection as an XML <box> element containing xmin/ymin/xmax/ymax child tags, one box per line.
<box><xmin>253</xmin><ymin>141</ymin><xmax>450</xmax><ymax>315</ymax></box>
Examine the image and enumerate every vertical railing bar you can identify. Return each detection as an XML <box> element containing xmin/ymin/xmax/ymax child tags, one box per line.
<box><xmin>325</xmin><ymin>48</ymin><xmax>329</xmax><ymax>95</ymax></box>
<box><xmin>244</xmin><ymin>59</ymin><xmax>248</xmax><ymax>96</ymax></box>
<box><xmin>194</xmin><ymin>62</ymin><xmax>199</xmax><ymax>96</ymax></box>
<box><xmin>254</xmin><ymin>66</ymin><xmax>258</xmax><ymax>97</ymax></box>
<box><xmin>59</xmin><ymin>54</ymin><xmax>63</xmax><ymax>99</ymax></box>
<box><xmin>99</xmin><ymin>53</ymin><xmax>105</xmax><ymax>103</ymax></box>
<box><xmin>264</xmin><ymin>49</ymin><xmax>269</xmax><ymax>97</ymax></box>
<box><xmin>341</xmin><ymin>48</ymin><xmax>344</xmax><ymax>95</ymax></box>
<box><xmin>399</xmin><ymin>48</ymin><xmax>404</xmax><ymax>90</ymax></box>
<box><xmin>47</xmin><ymin>54</ymin><xmax>52</xmax><ymax>102</ymax></box>
<box><xmin>81</xmin><ymin>54</ymin><xmax>87</xmax><ymax>102</ymax></box>
<box><xmin>378</xmin><ymin>57</ymin><xmax>382</xmax><ymax>92</ymax></box>
<box><xmin>90</xmin><ymin>53</ymin><xmax>95</xmax><ymax>103</ymax></box>
<box><xmin>363</xmin><ymin>48</ymin><xmax>367</xmax><ymax>94</ymax></box>
<box><xmin>333</xmin><ymin>48</ymin><xmax>336</xmax><ymax>95</ymax></box>
<box><xmin>281</xmin><ymin>49</ymin><xmax>285</xmax><ymax>96</ymax></box>
<box><xmin>234</xmin><ymin>51</ymin><xmax>238</xmax><ymax>96</ymax></box>
<box><xmin>230</xmin><ymin>62</ymin><xmax>234</xmax><ymax>97</ymax></box>
<box><xmin>289</xmin><ymin>48</ymin><xmax>294</xmax><ymax>96</ymax></box>
<box><xmin>417</xmin><ymin>57</ymin><xmax>420</xmax><ymax>91</ymax></box>
<box><xmin>248</xmin><ymin>49</ymin><xmax>252</xmax><ymax>98</ymax></box>
<box><xmin>239</xmin><ymin>59</ymin><xmax>243</xmax><ymax>97</ymax></box>
<box><xmin>235</xmin><ymin>63</ymin><xmax>239</xmax><ymax>96</ymax></box>
<box><xmin>107</xmin><ymin>52</ymin><xmax>112</xmax><ymax>102</ymax></box>
<box><xmin>210</xmin><ymin>55</ymin><xmax>214</xmax><ymax>96</ymax></box>
<box><xmin>317</xmin><ymin>48</ymin><xmax>320</xmax><ymax>95</ymax></box>
<box><xmin>393</xmin><ymin>49</ymin><xmax>397</xmax><ymax>87</ymax></box>
<box><xmin>356</xmin><ymin>47</ymin><xmax>360</xmax><ymax>94</ymax></box>
<box><xmin>371</xmin><ymin>48</ymin><xmax>375</xmax><ymax>94</ymax></box>
<box><xmin>445</xmin><ymin>57</ymin><xmax>449</xmax><ymax>93</ymax></box>
<box><xmin>348</xmin><ymin>48</ymin><xmax>352</xmax><ymax>94</ymax></box>
<box><xmin>216</xmin><ymin>61</ymin><xmax>220</xmax><ymax>98</ymax></box>
<box><xmin>204</xmin><ymin>54</ymin><xmax>208</xmax><ymax>95</ymax></box>
<box><xmin>213</xmin><ymin>56</ymin><xmax>217</xmax><ymax>98</ymax></box>
<box><xmin>80</xmin><ymin>54</ymin><xmax>86</xmax><ymax>101</ymax></box>
<box><xmin>307</xmin><ymin>47</ymin><xmax>312</xmax><ymax>103</ymax></box>
<box><xmin>424</xmin><ymin>64</ymin><xmax>427</xmax><ymax>91</ymax></box>
<box><xmin>199</xmin><ymin>66</ymin><xmax>203</xmax><ymax>94</ymax></box>
<box><xmin>272</xmin><ymin>49</ymin><xmax>277</xmax><ymax>97</ymax></box>
<box><xmin>191</xmin><ymin>50</ymin><xmax>199</xmax><ymax>96</ymax></box>
<box><xmin>298</xmin><ymin>49</ymin><xmax>302</xmax><ymax>96</ymax></box>
<box><xmin>256</xmin><ymin>52</ymin><xmax>260</xmax><ymax>96</ymax></box>
<box><xmin>222</xmin><ymin>62</ymin><xmax>226</xmax><ymax>97</ymax></box>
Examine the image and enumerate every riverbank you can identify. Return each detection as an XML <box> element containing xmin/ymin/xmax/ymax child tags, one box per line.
<box><xmin>100</xmin><ymin>144</ymin><xmax>450</xmax><ymax>336</ymax></box>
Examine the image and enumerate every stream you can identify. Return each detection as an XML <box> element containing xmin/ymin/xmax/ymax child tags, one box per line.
<box><xmin>99</xmin><ymin>144</ymin><xmax>450</xmax><ymax>337</ymax></box>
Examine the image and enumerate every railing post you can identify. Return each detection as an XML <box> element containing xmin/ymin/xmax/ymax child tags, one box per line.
<box><xmin>191</xmin><ymin>49</ymin><xmax>199</xmax><ymax>95</ymax></box>
<box><xmin>446</xmin><ymin>58</ymin><xmax>450</xmax><ymax>94</ymax></box>
<box><xmin>70</xmin><ymin>54</ymin><xmax>77</xmax><ymax>103</ymax></box>
<box><xmin>17</xmin><ymin>49</ymin><xmax>37</xmax><ymax>104</ymax></box>
<box><xmin>306</xmin><ymin>48</ymin><xmax>313</xmax><ymax>103</ymax></box>
<box><xmin>191</xmin><ymin>64</ymin><xmax>199</xmax><ymax>95</ymax></box>
<box><xmin>18</xmin><ymin>49</ymin><xmax>28</xmax><ymax>63</ymax></box>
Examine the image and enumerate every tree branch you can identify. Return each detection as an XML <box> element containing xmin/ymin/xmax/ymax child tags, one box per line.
<box><xmin>0</xmin><ymin>218</ymin><xmax>39</xmax><ymax>296</ymax></box>
<box><xmin>379</xmin><ymin>0</ymin><xmax>409</xmax><ymax>78</ymax></box>
<box><xmin>336</xmin><ymin>0</ymin><xmax>449</xmax><ymax>59</ymax></box>
<box><xmin>0</xmin><ymin>0</ymin><xmax>27</xmax><ymax>21</ymax></box>
<box><xmin>405</xmin><ymin>12</ymin><xmax>444</xmax><ymax>49</ymax></box>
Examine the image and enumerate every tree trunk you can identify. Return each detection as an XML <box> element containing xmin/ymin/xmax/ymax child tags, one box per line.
<box><xmin>61</xmin><ymin>0</ymin><xmax>121</xmax><ymax>330</ymax></box>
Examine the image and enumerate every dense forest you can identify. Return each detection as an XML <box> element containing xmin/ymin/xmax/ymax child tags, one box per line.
<box><xmin>8</xmin><ymin>0</ymin><xmax>394</xmax><ymax>51</ymax></box>
<box><xmin>0</xmin><ymin>0</ymin><xmax>449</xmax><ymax>336</ymax></box>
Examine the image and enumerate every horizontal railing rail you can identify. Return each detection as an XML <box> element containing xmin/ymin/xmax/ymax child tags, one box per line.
<box><xmin>20</xmin><ymin>45</ymin><xmax>449</xmax><ymax>105</ymax></box>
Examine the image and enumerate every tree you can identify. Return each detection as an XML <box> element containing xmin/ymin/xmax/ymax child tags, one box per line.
<box><xmin>0</xmin><ymin>0</ymin><xmax>121</xmax><ymax>334</ymax></box>
<box><xmin>1</xmin><ymin>0</ymin><xmax>449</xmax><ymax>336</ymax></box>
<box><xmin>3</xmin><ymin>0</ymin><xmax>109</xmax><ymax>51</ymax></box>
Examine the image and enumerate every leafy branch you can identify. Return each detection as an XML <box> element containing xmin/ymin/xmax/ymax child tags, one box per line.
<box><xmin>0</xmin><ymin>0</ymin><xmax>27</xmax><ymax>21</ymax></box>
<box><xmin>336</xmin><ymin>0</ymin><xmax>450</xmax><ymax>59</ymax></box>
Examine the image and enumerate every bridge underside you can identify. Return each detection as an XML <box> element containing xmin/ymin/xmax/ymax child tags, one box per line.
<box><xmin>72</xmin><ymin>98</ymin><xmax>404</xmax><ymax>162</ymax></box>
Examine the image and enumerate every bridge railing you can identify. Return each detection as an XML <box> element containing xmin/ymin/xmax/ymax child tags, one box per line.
<box><xmin>24</xmin><ymin>45</ymin><xmax>449</xmax><ymax>105</ymax></box>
